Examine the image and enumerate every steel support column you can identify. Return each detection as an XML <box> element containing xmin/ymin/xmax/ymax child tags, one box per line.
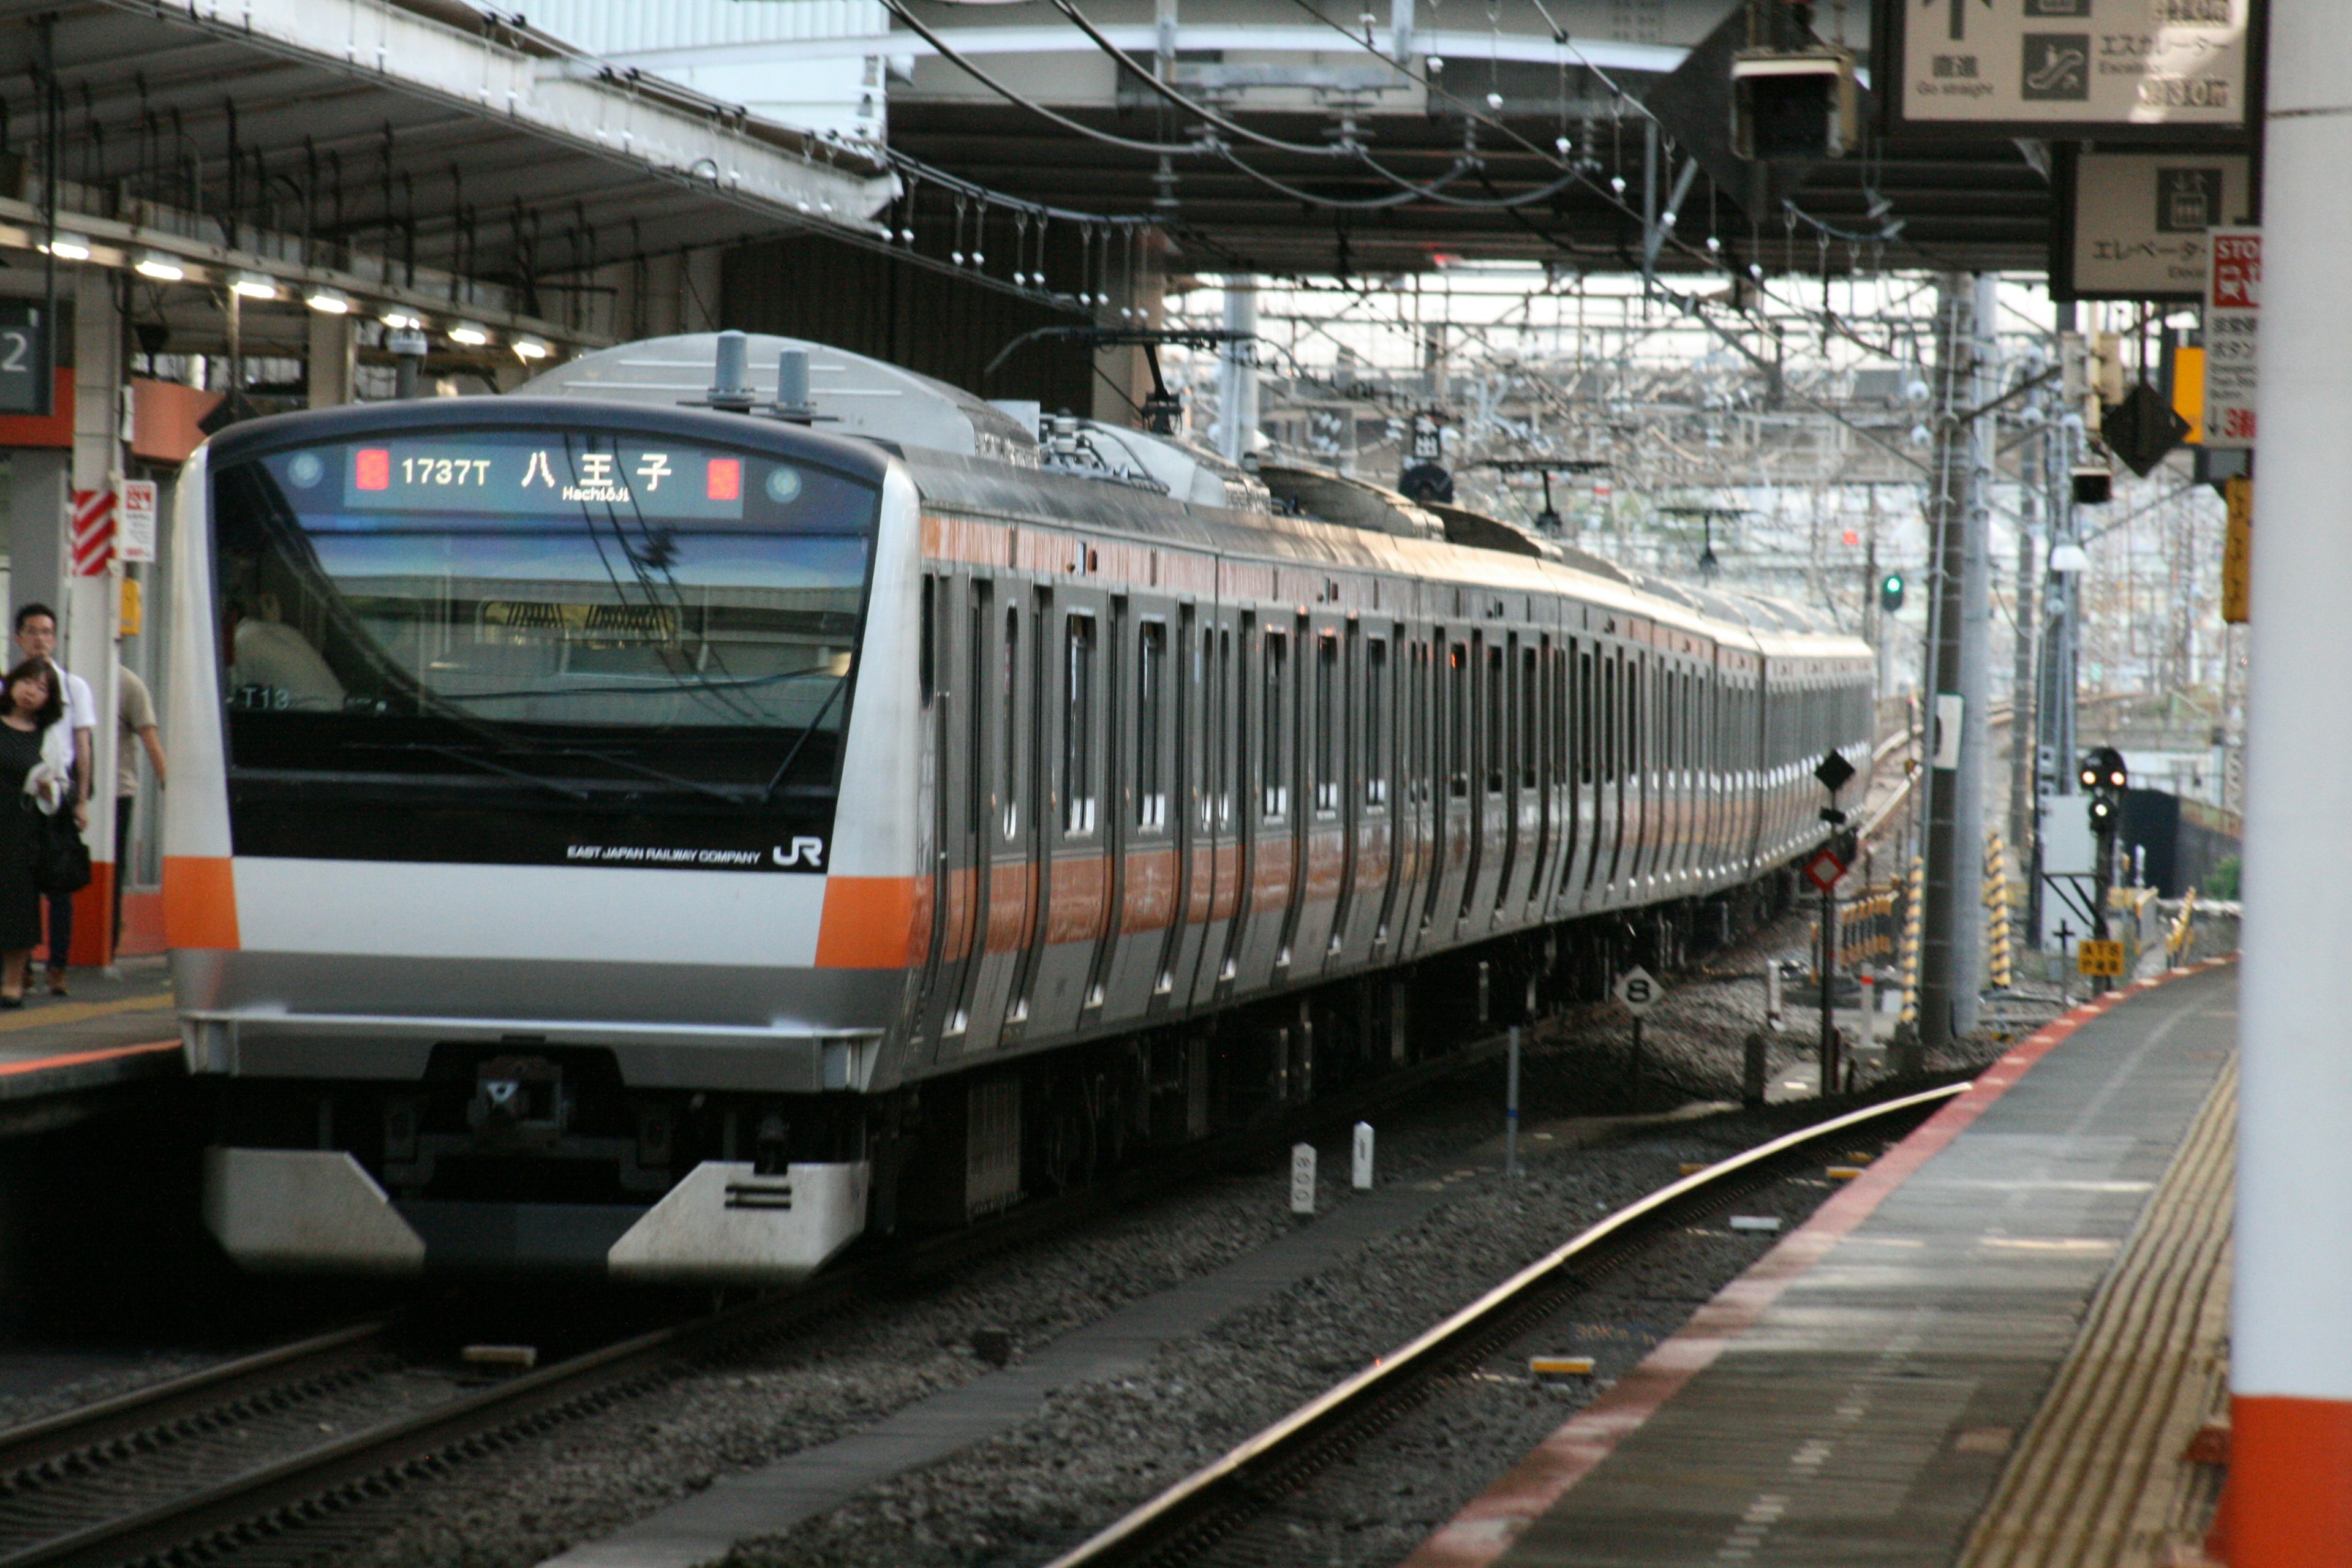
<box><xmin>67</xmin><ymin>268</ymin><xmax>121</xmax><ymax>970</ymax></box>
<box><xmin>1916</xmin><ymin>273</ymin><xmax>1992</xmax><ymax>1052</ymax></box>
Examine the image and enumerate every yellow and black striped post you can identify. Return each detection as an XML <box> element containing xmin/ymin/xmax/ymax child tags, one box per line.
<box><xmin>1985</xmin><ymin>831</ymin><xmax>2014</xmax><ymax>990</ymax></box>
<box><xmin>1900</xmin><ymin>855</ymin><xmax>1925</xmax><ymax>1026</ymax></box>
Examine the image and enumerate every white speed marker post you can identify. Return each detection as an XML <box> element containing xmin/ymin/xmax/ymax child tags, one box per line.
<box><xmin>1616</xmin><ymin>965</ymin><xmax>1662</xmax><ymax>1099</ymax></box>
<box><xmin>1290</xmin><ymin>1143</ymin><xmax>1316</xmax><ymax>1216</ymax></box>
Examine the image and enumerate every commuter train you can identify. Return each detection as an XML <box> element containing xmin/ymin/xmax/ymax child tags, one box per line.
<box><xmin>167</xmin><ymin>332</ymin><xmax>1872</xmax><ymax>1283</ymax></box>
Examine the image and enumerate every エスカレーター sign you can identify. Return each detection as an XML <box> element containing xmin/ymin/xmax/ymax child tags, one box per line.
<box><xmin>1888</xmin><ymin>0</ymin><xmax>2253</xmax><ymax>137</ymax></box>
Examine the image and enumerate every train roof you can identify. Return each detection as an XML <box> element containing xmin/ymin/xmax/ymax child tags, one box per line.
<box><xmin>507</xmin><ymin>334</ymin><xmax>1868</xmax><ymax>663</ymax></box>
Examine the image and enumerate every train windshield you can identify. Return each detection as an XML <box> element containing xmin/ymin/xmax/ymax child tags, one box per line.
<box><xmin>209</xmin><ymin>429</ymin><xmax>878</xmax><ymax>807</ymax></box>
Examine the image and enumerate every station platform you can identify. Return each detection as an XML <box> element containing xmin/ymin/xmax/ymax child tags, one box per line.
<box><xmin>1404</xmin><ymin>957</ymin><xmax>2238</xmax><ymax>1568</ymax></box>
<box><xmin>0</xmin><ymin>956</ymin><xmax>181</xmax><ymax>1131</ymax></box>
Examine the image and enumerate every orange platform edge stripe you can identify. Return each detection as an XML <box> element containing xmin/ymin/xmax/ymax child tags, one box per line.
<box><xmin>0</xmin><ymin>1039</ymin><xmax>177</xmax><ymax>1077</ymax></box>
<box><xmin>161</xmin><ymin>856</ymin><xmax>239</xmax><ymax>951</ymax></box>
<box><xmin>815</xmin><ymin>876</ymin><xmax>919</xmax><ymax>968</ymax></box>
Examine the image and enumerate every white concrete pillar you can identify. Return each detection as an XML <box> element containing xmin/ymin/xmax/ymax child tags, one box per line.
<box><xmin>1218</xmin><ymin>277</ymin><xmax>1257</xmax><ymax>464</ymax></box>
<box><xmin>2236</xmin><ymin>1</ymin><xmax>2352</xmax><ymax>1552</ymax></box>
<box><xmin>306</xmin><ymin>311</ymin><xmax>355</xmax><ymax>409</ymax></box>
<box><xmin>68</xmin><ymin>271</ymin><xmax>122</xmax><ymax>967</ymax></box>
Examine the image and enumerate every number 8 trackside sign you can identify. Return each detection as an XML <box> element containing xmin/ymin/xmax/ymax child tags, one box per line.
<box><xmin>1615</xmin><ymin>966</ymin><xmax>1662</xmax><ymax>1017</ymax></box>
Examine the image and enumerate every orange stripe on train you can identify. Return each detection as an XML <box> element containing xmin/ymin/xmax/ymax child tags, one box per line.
<box><xmin>815</xmin><ymin>876</ymin><xmax>923</xmax><ymax>968</ymax></box>
<box><xmin>162</xmin><ymin>856</ymin><xmax>240</xmax><ymax>951</ymax></box>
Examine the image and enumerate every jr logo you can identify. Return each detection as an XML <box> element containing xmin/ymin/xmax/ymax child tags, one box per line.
<box><xmin>772</xmin><ymin>837</ymin><xmax>827</xmax><ymax>869</ymax></box>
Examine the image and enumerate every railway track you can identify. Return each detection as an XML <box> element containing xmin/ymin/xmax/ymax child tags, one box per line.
<box><xmin>0</xmin><ymin>1028</ymin><xmax>1539</xmax><ymax>1568</ymax></box>
<box><xmin>1041</xmin><ymin>1082</ymin><xmax>1967</xmax><ymax>1568</ymax></box>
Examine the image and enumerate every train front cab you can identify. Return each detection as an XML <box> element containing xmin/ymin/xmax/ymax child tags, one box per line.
<box><xmin>165</xmin><ymin>400</ymin><xmax>929</xmax><ymax>1284</ymax></box>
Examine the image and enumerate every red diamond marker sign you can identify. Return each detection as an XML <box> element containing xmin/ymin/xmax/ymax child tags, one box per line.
<box><xmin>1804</xmin><ymin>849</ymin><xmax>1847</xmax><ymax>893</ymax></box>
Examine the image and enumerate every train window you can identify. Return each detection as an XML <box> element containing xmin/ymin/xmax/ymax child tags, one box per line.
<box><xmin>1626</xmin><ymin>659</ymin><xmax>1642</xmax><ymax>779</ymax></box>
<box><xmin>1520</xmin><ymin>646</ymin><xmax>1539</xmax><ymax>790</ymax></box>
<box><xmin>920</xmin><ymin>576</ymin><xmax>937</xmax><ymax>708</ymax></box>
<box><xmin>1261</xmin><ymin>630</ymin><xmax>1289</xmax><ymax>821</ymax></box>
<box><xmin>1580</xmin><ymin>650</ymin><xmax>1595</xmax><ymax>787</ymax></box>
<box><xmin>968</xmin><ymin>589</ymin><xmax>989</xmax><ymax>835</ymax></box>
<box><xmin>1552</xmin><ymin>646</ymin><xmax>1569</xmax><ymax>783</ymax></box>
<box><xmin>1447</xmin><ymin>641</ymin><xmax>1469</xmax><ymax>799</ymax></box>
<box><xmin>1002</xmin><ymin>607</ymin><xmax>1020</xmax><ymax>838</ymax></box>
<box><xmin>1365</xmin><ymin>638</ymin><xmax>1389</xmax><ymax>808</ymax></box>
<box><xmin>1065</xmin><ymin>613</ymin><xmax>1097</xmax><ymax>835</ymax></box>
<box><xmin>1485</xmin><ymin>643</ymin><xmax>1505</xmax><ymax>794</ymax></box>
<box><xmin>1314</xmin><ymin>633</ymin><xmax>1339</xmax><ymax>814</ymax></box>
<box><xmin>1600</xmin><ymin>655</ymin><xmax>1616</xmax><ymax>785</ymax></box>
<box><xmin>1137</xmin><ymin>621</ymin><xmax>1167</xmax><ymax>829</ymax></box>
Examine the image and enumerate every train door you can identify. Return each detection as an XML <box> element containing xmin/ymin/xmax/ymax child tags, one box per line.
<box><xmin>963</xmin><ymin>590</ymin><xmax>1030</xmax><ymax>1052</ymax></box>
<box><xmin>1522</xmin><ymin>638</ymin><xmax>1549</xmax><ymax>919</ymax></box>
<box><xmin>1349</xmin><ymin>625</ymin><xmax>1391</xmax><ymax>962</ymax></box>
<box><xmin>1027</xmin><ymin>590</ymin><xmax>1111</xmax><ymax>1037</ymax></box>
<box><xmin>1005</xmin><ymin>586</ymin><xmax>1057</xmax><ymax>1036</ymax></box>
<box><xmin>1549</xmin><ymin>639</ymin><xmax>1578</xmax><ymax>914</ymax></box>
<box><xmin>1430</xmin><ymin>632</ymin><xmax>1471</xmax><ymax>933</ymax></box>
<box><xmin>1328</xmin><ymin>620</ymin><xmax>1366</xmax><ymax>963</ymax></box>
<box><xmin>1150</xmin><ymin>604</ymin><xmax>1197</xmax><ymax>1017</ymax></box>
<box><xmin>1384</xmin><ymin>633</ymin><xmax>1428</xmax><ymax>957</ymax></box>
<box><xmin>1579</xmin><ymin>642</ymin><xmax>1600</xmax><ymax>900</ymax></box>
<box><xmin>1630</xmin><ymin>650</ymin><xmax>1653</xmax><ymax>891</ymax></box>
<box><xmin>908</xmin><ymin>572</ymin><xmax>956</xmax><ymax>1055</ymax></box>
<box><xmin>1209</xmin><ymin>612</ymin><xmax>1258</xmax><ymax>994</ymax></box>
<box><xmin>1183</xmin><ymin>613</ymin><xmax>1235</xmax><ymax>1006</ymax></box>
<box><xmin>1085</xmin><ymin>596</ymin><xmax>1143</xmax><ymax>1020</ymax></box>
<box><xmin>1600</xmin><ymin>646</ymin><xmax>1624</xmax><ymax>895</ymax></box>
<box><xmin>1485</xmin><ymin>634</ymin><xmax>1519</xmax><ymax>926</ymax></box>
<box><xmin>1663</xmin><ymin>662</ymin><xmax>1684</xmax><ymax>885</ymax></box>
<box><xmin>1235</xmin><ymin>617</ymin><xmax>1295</xmax><ymax>989</ymax></box>
<box><xmin>1510</xmin><ymin>637</ymin><xmax>1543</xmax><ymax>919</ymax></box>
<box><xmin>1287</xmin><ymin>618</ymin><xmax>1344</xmax><ymax>977</ymax></box>
<box><xmin>931</xmin><ymin>576</ymin><xmax>996</xmax><ymax>1052</ymax></box>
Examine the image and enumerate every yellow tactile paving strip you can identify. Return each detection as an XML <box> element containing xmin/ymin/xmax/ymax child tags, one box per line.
<box><xmin>1955</xmin><ymin>1055</ymin><xmax>2235</xmax><ymax>1568</ymax></box>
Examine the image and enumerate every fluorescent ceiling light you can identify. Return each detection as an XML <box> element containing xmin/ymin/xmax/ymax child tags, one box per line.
<box><xmin>40</xmin><ymin>234</ymin><xmax>91</xmax><ymax>262</ymax></box>
<box><xmin>510</xmin><ymin>334</ymin><xmax>551</xmax><ymax>361</ymax></box>
<box><xmin>448</xmin><ymin>321</ymin><xmax>491</xmax><ymax>347</ymax></box>
<box><xmin>230</xmin><ymin>274</ymin><xmax>279</xmax><ymax>301</ymax></box>
<box><xmin>380</xmin><ymin>307</ymin><xmax>425</xmax><ymax>331</ymax></box>
<box><xmin>134</xmin><ymin>253</ymin><xmax>187</xmax><ymax>282</ymax></box>
<box><xmin>304</xmin><ymin>287</ymin><xmax>352</xmax><ymax>315</ymax></box>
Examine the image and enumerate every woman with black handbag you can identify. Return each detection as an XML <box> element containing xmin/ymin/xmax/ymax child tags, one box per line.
<box><xmin>0</xmin><ymin>662</ymin><xmax>69</xmax><ymax>1006</ymax></box>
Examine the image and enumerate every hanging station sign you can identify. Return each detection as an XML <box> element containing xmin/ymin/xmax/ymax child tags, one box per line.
<box><xmin>1881</xmin><ymin>0</ymin><xmax>2257</xmax><ymax>138</ymax></box>
<box><xmin>2056</xmin><ymin>149</ymin><xmax>2252</xmax><ymax>299</ymax></box>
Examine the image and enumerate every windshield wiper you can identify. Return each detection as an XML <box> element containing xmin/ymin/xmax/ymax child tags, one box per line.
<box><xmin>350</xmin><ymin>743</ymin><xmax>594</xmax><ymax>802</ymax></box>
<box><xmin>762</xmin><ymin>674</ymin><xmax>850</xmax><ymax>803</ymax></box>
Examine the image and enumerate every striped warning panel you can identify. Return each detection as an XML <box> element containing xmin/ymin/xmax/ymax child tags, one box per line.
<box><xmin>69</xmin><ymin>486</ymin><xmax>114</xmax><ymax>576</ymax></box>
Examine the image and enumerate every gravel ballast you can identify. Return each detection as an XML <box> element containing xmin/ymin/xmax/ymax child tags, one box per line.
<box><xmin>289</xmin><ymin>914</ymin><xmax>2008</xmax><ymax>1568</ymax></box>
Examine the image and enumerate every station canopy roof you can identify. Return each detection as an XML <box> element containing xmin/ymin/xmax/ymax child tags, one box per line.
<box><xmin>0</xmin><ymin>0</ymin><xmax>900</xmax><ymax>348</ymax></box>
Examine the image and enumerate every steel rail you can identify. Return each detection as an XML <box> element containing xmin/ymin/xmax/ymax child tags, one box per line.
<box><xmin>0</xmin><ymin>1025</ymin><xmax>1535</xmax><ymax>1568</ymax></box>
<box><xmin>0</xmin><ymin>1321</ymin><xmax>393</xmax><ymax>1490</ymax></box>
<box><xmin>1042</xmin><ymin>1081</ymin><xmax>1969</xmax><ymax>1568</ymax></box>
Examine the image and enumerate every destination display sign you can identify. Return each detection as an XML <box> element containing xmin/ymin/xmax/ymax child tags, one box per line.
<box><xmin>1887</xmin><ymin>0</ymin><xmax>2254</xmax><ymax>137</ymax></box>
<box><xmin>338</xmin><ymin>440</ymin><xmax>749</xmax><ymax>520</ymax></box>
<box><xmin>255</xmin><ymin>435</ymin><xmax>824</xmax><ymax>523</ymax></box>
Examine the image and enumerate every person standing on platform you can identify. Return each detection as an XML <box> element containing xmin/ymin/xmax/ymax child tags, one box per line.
<box><xmin>114</xmin><ymin>667</ymin><xmax>162</xmax><ymax>948</ymax></box>
<box><xmin>12</xmin><ymin>606</ymin><xmax>89</xmax><ymax>995</ymax></box>
<box><xmin>0</xmin><ymin>662</ymin><xmax>69</xmax><ymax>1006</ymax></box>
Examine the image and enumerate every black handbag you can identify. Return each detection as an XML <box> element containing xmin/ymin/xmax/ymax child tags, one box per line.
<box><xmin>29</xmin><ymin>803</ymin><xmax>89</xmax><ymax>897</ymax></box>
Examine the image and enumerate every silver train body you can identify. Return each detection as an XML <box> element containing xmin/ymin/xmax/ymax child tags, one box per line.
<box><xmin>166</xmin><ymin>334</ymin><xmax>1872</xmax><ymax>1283</ymax></box>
